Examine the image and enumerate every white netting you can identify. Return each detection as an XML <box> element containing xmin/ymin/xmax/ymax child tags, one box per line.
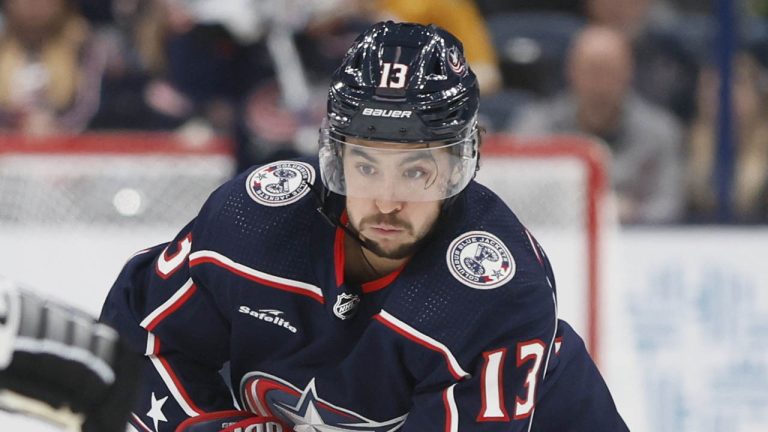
<box><xmin>0</xmin><ymin>133</ymin><xmax>611</xmax><ymax>352</ymax></box>
<box><xmin>475</xmin><ymin>134</ymin><xmax>614</xmax><ymax>353</ymax></box>
<box><xmin>0</xmin><ymin>138</ymin><xmax>234</xmax><ymax>227</ymax></box>
<box><xmin>477</xmin><ymin>155</ymin><xmax>589</xmax><ymax>228</ymax></box>
<box><xmin>0</xmin><ymin>134</ymin><xmax>236</xmax><ymax>315</ymax></box>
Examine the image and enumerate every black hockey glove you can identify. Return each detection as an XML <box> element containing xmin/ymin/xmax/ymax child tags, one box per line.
<box><xmin>0</xmin><ymin>277</ymin><xmax>141</xmax><ymax>431</ymax></box>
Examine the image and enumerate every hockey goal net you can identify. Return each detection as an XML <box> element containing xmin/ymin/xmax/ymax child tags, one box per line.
<box><xmin>0</xmin><ymin>133</ymin><xmax>235</xmax><ymax>314</ymax></box>
<box><xmin>478</xmin><ymin>134</ymin><xmax>615</xmax><ymax>361</ymax></box>
<box><xmin>0</xmin><ymin>134</ymin><xmax>234</xmax><ymax>226</ymax></box>
<box><xmin>0</xmin><ymin>132</ymin><xmax>613</xmax><ymax>359</ymax></box>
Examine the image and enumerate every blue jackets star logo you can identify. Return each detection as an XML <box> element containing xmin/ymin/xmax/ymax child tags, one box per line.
<box><xmin>241</xmin><ymin>372</ymin><xmax>407</xmax><ymax>431</ymax></box>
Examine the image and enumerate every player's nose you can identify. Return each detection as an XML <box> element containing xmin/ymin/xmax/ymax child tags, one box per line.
<box><xmin>374</xmin><ymin>198</ymin><xmax>403</xmax><ymax>214</ymax></box>
<box><xmin>372</xmin><ymin>176</ymin><xmax>404</xmax><ymax>213</ymax></box>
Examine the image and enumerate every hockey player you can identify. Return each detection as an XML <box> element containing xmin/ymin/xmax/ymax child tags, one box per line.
<box><xmin>102</xmin><ymin>21</ymin><xmax>628</xmax><ymax>431</ymax></box>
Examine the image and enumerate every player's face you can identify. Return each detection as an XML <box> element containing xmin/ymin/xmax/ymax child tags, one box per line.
<box><xmin>343</xmin><ymin>139</ymin><xmax>445</xmax><ymax>260</ymax></box>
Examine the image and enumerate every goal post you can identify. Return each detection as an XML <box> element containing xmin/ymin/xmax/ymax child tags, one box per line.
<box><xmin>477</xmin><ymin>133</ymin><xmax>614</xmax><ymax>362</ymax></box>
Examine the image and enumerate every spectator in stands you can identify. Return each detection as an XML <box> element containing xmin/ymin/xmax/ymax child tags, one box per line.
<box><xmin>585</xmin><ymin>0</ymin><xmax>701</xmax><ymax>122</ymax></box>
<box><xmin>475</xmin><ymin>4</ymin><xmax>586</xmax><ymax>100</ymax></box>
<box><xmin>474</xmin><ymin>0</ymin><xmax>584</xmax><ymax>16</ymax></box>
<box><xmin>76</xmin><ymin>0</ymin><xmax>113</xmax><ymax>24</ymax></box>
<box><xmin>687</xmin><ymin>51</ymin><xmax>768</xmax><ymax>223</ymax></box>
<box><xmin>586</xmin><ymin>0</ymin><xmax>670</xmax><ymax>37</ymax></box>
<box><xmin>510</xmin><ymin>25</ymin><xmax>684</xmax><ymax>224</ymax></box>
<box><xmin>366</xmin><ymin>0</ymin><xmax>502</xmax><ymax>94</ymax></box>
<box><xmin>664</xmin><ymin>0</ymin><xmax>712</xmax><ymax>14</ymax></box>
<box><xmin>90</xmin><ymin>0</ymin><xmax>251</xmax><ymax>137</ymax></box>
<box><xmin>235</xmin><ymin>2</ymin><xmax>374</xmax><ymax>171</ymax></box>
<box><xmin>0</xmin><ymin>0</ymin><xmax>106</xmax><ymax>134</ymax></box>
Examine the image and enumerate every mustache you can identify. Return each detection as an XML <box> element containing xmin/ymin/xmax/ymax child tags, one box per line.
<box><xmin>359</xmin><ymin>214</ymin><xmax>413</xmax><ymax>232</ymax></box>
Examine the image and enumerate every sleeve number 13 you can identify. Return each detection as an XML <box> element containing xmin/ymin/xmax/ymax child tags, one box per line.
<box><xmin>478</xmin><ymin>340</ymin><xmax>546</xmax><ymax>422</ymax></box>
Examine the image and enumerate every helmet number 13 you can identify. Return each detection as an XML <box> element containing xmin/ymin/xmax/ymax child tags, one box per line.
<box><xmin>379</xmin><ymin>62</ymin><xmax>408</xmax><ymax>88</ymax></box>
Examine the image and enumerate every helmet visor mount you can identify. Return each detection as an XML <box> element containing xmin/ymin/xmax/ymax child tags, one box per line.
<box><xmin>319</xmin><ymin>124</ymin><xmax>478</xmax><ymax>203</ymax></box>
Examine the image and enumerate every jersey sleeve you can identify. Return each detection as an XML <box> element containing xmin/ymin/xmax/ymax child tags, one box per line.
<box><xmin>100</xmin><ymin>218</ymin><xmax>236</xmax><ymax>431</ymax></box>
<box><xmin>397</xmin><ymin>321</ymin><xmax>628</xmax><ymax>431</ymax></box>
<box><xmin>382</xmin><ymin>188</ymin><xmax>626</xmax><ymax>430</ymax></box>
<box><xmin>528</xmin><ymin>320</ymin><xmax>629</xmax><ymax>431</ymax></box>
<box><xmin>390</xmin><ymin>243</ymin><xmax>626</xmax><ymax>431</ymax></box>
<box><xmin>392</xmin><ymin>289</ymin><xmax>557</xmax><ymax>432</ymax></box>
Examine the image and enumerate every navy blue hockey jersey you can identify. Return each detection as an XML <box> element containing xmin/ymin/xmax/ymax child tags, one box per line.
<box><xmin>101</xmin><ymin>158</ymin><xmax>627</xmax><ymax>431</ymax></box>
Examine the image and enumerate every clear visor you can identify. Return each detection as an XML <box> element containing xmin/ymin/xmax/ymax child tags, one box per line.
<box><xmin>319</xmin><ymin>128</ymin><xmax>478</xmax><ymax>202</ymax></box>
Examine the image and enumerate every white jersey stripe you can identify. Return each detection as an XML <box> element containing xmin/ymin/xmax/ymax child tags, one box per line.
<box><xmin>377</xmin><ymin>309</ymin><xmax>470</xmax><ymax>379</ymax></box>
<box><xmin>189</xmin><ymin>250</ymin><xmax>324</xmax><ymax>303</ymax></box>
<box><xmin>140</xmin><ymin>278</ymin><xmax>195</xmax><ymax>330</ymax></box>
<box><xmin>145</xmin><ymin>333</ymin><xmax>202</xmax><ymax>418</ymax></box>
<box><xmin>526</xmin><ymin>291</ymin><xmax>559</xmax><ymax>432</ymax></box>
<box><xmin>129</xmin><ymin>247</ymin><xmax>153</xmax><ymax>260</ymax></box>
<box><xmin>525</xmin><ymin>229</ymin><xmax>542</xmax><ymax>265</ymax></box>
<box><xmin>444</xmin><ymin>384</ymin><xmax>459</xmax><ymax>432</ymax></box>
<box><xmin>129</xmin><ymin>412</ymin><xmax>153</xmax><ymax>432</ymax></box>
<box><xmin>144</xmin><ymin>332</ymin><xmax>154</xmax><ymax>356</ymax></box>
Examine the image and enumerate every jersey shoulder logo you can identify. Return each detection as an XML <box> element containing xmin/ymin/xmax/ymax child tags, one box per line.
<box><xmin>246</xmin><ymin>161</ymin><xmax>315</xmax><ymax>207</ymax></box>
<box><xmin>446</xmin><ymin>230</ymin><xmax>516</xmax><ymax>289</ymax></box>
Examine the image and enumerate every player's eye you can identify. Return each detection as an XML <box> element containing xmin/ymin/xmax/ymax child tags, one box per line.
<box><xmin>356</xmin><ymin>163</ymin><xmax>377</xmax><ymax>177</ymax></box>
<box><xmin>403</xmin><ymin>167</ymin><xmax>428</xmax><ymax>180</ymax></box>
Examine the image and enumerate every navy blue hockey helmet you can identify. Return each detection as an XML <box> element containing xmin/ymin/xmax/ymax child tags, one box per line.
<box><xmin>319</xmin><ymin>21</ymin><xmax>480</xmax><ymax>202</ymax></box>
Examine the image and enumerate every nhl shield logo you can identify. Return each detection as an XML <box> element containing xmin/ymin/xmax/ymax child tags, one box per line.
<box><xmin>246</xmin><ymin>161</ymin><xmax>315</xmax><ymax>207</ymax></box>
<box><xmin>333</xmin><ymin>293</ymin><xmax>361</xmax><ymax>320</ymax></box>
<box><xmin>446</xmin><ymin>231</ymin><xmax>515</xmax><ymax>289</ymax></box>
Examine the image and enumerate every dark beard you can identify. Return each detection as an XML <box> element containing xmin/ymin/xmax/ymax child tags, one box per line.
<box><xmin>355</xmin><ymin>218</ymin><xmax>436</xmax><ymax>260</ymax></box>
<box><xmin>360</xmin><ymin>235</ymin><xmax>421</xmax><ymax>260</ymax></box>
<box><xmin>348</xmin><ymin>212</ymin><xmax>410</xmax><ymax>259</ymax></box>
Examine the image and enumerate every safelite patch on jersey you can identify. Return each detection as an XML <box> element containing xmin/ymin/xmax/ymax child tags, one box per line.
<box><xmin>246</xmin><ymin>161</ymin><xmax>315</xmax><ymax>207</ymax></box>
<box><xmin>446</xmin><ymin>231</ymin><xmax>516</xmax><ymax>289</ymax></box>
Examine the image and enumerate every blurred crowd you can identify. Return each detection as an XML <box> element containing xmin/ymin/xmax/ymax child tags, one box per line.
<box><xmin>0</xmin><ymin>0</ymin><xmax>766</xmax><ymax>224</ymax></box>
